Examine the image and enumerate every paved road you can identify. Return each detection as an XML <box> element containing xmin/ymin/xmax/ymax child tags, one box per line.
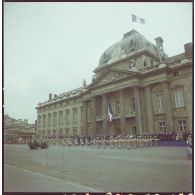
<box><xmin>4</xmin><ymin>144</ymin><xmax>192</xmax><ymax>192</ymax></box>
<box><xmin>4</xmin><ymin>164</ymin><xmax>101</xmax><ymax>192</ymax></box>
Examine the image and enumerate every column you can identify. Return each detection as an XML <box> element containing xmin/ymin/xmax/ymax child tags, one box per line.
<box><xmin>184</xmin><ymin>83</ymin><xmax>192</xmax><ymax>131</ymax></box>
<box><xmin>134</xmin><ymin>87</ymin><xmax>143</xmax><ymax>135</ymax></box>
<box><xmin>163</xmin><ymin>82</ymin><xmax>173</xmax><ymax>131</ymax></box>
<box><xmin>91</xmin><ymin>97</ymin><xmax>96</xmax><ymax>137</ymax></box>
<box><xmin>145</xmin><ymin>86</ymin><xmax>154</xmax><ymax>133</ymax></box>
<box><xmin>119</xmin><ymin>89</ymin><xmax>126</xmax><ymax>135</ymax></box>
<box><xmin>82</xmin><ymin>101</ymin><xmax>88</xmax><ymax>136</ymax></box>
<box><xmin>102</xmin><ymin>94</ymin><xmax>107</xmax><ymax>135</ymax></box>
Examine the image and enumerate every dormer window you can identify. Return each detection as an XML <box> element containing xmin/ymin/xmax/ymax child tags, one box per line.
<box><xmin>146</xmin><ymin>42</ymin><xmax>150</xmax><ymax>47</ymax></box>
<box><xmin>151</xmin><ymin>59</ymin><xmax>154</xmax><ymax>66</ymax></box>
<box><xmin>130</xmin><ymin>40</ymin><xmax>134</xmax><ymax>47</ymax></box>
<box><xmin>174</xmin><ymin>71</ymin><xmax>179</xmax><ymax>76</ymax></box>
<box><xmin>143</xmin><ymin>59</ymin><xmax>147</xmax><ymax>67</ymax></box>
<box><xmin>129</xmin><ymin>40</ymin><xmax>136</xmax><ymax>51</ymax></box>
<box><xmin>103</xmin><ymin>52</ymin><xmax>108</xmax><ymax>63</ymax></box>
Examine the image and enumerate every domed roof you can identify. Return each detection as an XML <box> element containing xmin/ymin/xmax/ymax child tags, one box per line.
<box><xmin>98</xmin><ymin>29</ymin><xmax>167</xmax><ymax>66</ymax></box>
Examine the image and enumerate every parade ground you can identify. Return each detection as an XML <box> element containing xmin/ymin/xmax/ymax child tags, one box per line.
<box><xmin>4</xmin><ymin>144</ymin><xmax>192</xmax><ymax>192</ymax></box>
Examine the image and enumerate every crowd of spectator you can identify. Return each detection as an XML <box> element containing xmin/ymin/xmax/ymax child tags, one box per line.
<box><xmin>146</xmin><ymin>130</ymin><xmax>192</xmax><ymax>142</ymax></box>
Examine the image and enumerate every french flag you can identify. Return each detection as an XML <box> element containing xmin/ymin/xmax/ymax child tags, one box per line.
<box><xmin>131</xmin><ymin>14</ymin><xmax>145</xmax><ymax>24</ymax></box>
<box><xmin>108</xmin><ymin>103</ymin><xmax>113</xmax><ymax>124</ymax></box>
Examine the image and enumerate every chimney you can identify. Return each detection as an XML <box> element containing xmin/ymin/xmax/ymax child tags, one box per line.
<box><xmin>83</xmin><ymin>79</ymin><xmax>86</xmax><ymax>87</ymax></box>
<box><xmin>155</xmin><ymin>37</ymin><xmax>164</xmax><ymax>61</ymax></box>
<box><xmin>54</xmin><ymin>94</ymin><xmax>57</xmax><ymax>99</ymax></box>
<box><xmin>49</xmin><ymin>93</ymin><xmax>52</xmax><ymax>101</ymax></box>
<box><xmin>184</xmin><ymin>42</ymin><xmax>192</xmax><ymax>58</ymax></box>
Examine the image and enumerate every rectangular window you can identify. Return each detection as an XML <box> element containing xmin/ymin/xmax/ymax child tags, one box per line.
<box><xmin>66</xmin><ymin>128</ymin><xmax>70</xmax><ymax>136</ymax></box>
<box><xmin>73</xmin><ymin>128</ymin><xmax>77</xmax><ymax>136</ymax></box>
<box><xmin>42</xmin><ymin>130</ymin><xmax>46</xmax><ymax>138</ymax></box>
<box><xmin>53</xmin><ymin>129</ymin><xmax>56</xmax><ymax>137</ymax></box>
<box><xmin>178</xmin><ymin>120</ymin><xmax>187</xmax><ymax>131</ymax></box>
<box><xmin>96</xmin><ymin>99</ymin><xmax>102</xmax><ymax>116</ymax></box>
<box><xmin>130</xmin><ymin>96</ymin><xmax>135</xmax><ymax>111</ymax></box>
<box><xmin>47</xmin><ymin>130</ymin><xmax>51</xmax><ymax>137</ymax></box>
<box><xmin>59</xmin><ymin>111</ymin><xmax>63</xmax><ymax>126</ymax></box>
<box><xmin>159</xmin><ymin>121</ymin><xmax>166</xmax><ymax>131</ymax></box>
<box><xmin>38</xmin><ymin>116</ymin><xmax>41</xmax><ymax>127</ymax></box>
<box><xmin>73</xmin><ymin>110</ymin><xmax>77</xmax><ymax>123</ymax></box>
<box><xmin>88</xmin><ymin>107</ymin><xmax>93</xmax><ymax>121</ymax></box>
<box><xmin>155</xmin><ymin>94</ymin><xmax>164</xmax><ymax>113</ymax></box>
<box><xmin>53</xmin><ymin>112</ymin><xmax>57</xmax><ymax>125</ymax></box>
<box><xmin>43</xmin><ymin>115</ymin><xmax>46</xmax><ymax>127</ymax></box>
<box><xmin>174</xmin><ymin>89</ymin><xmax>184</xmax><ymax>108</ymax></box>
<box><xmin>48</xmin><ymin>113</ymin><xmax>51</xmax><ymax>126</ymax></box>
<box><xmin>65</xmin><ymin>110</ymin><xmax>70</xmax><ymax>124</ymax></box>
<box><xmin>59</xmin><ymin>129</ymin><xmax>63</xmax><ymax>137</ymax></box>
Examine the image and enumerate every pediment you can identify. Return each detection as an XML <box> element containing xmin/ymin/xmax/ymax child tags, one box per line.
<box><xmin>88</xmin><ymin>69</ymin><xmax>139</xmax><ymax>88</ymax></box>
<box><xmin>170</xmin><ymin>84</ymin><xmax>184</xmax><ymax>89</ymax></box>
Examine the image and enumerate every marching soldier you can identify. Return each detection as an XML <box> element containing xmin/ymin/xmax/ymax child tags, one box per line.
<box><xmin>91</xmin><ymin>137</ymin><xmax>95</xmax><ymax>148</ymax></box>
<box><xmin>63</xmin><ymin>137</ymin><xmax>67</xmax><ymax>146</ymax></box>
<box><xmin>104</xmin><ymin>137</ymin><xmax>109</xmax><ymax>149</ymax></box>
<box><xmin>144</xmin><ymin>137</ymin><xmax>148</xmax><ymax>148</ymax></box>
<box><xmin>134</xmin><ymin>137</ymin><xmax>137</xmax><ymax>148</ymax></box>
<box><xmin>116</xmin><ymin>136</ymin><xmax>121</xmax><ymax>148</ymax></box>
<box><xmin>109</xmin><ymin>136</ymin><xmax>114</xmax><ymax>149</ymax></box>
<box><xmin>74</xmin><ymin>137</ymin><xmax>78</xmax><ymax>146</ymax></box>
<box><xmin>101</xmin><ymin>137</ymin><xmax>105</xmax><ymax>148</ymax></box>
<box><xmin>124</xmin><ymin>136</ymin><xmax>128</xmax><ymax>149</ymax></box>
<box><xmin>95</xmin><ymin>137</ymin><xmax>100</xmax><ymax>149</ymax></box>
<box><xmin>149</xmin><ymin>136</ymin><xmax>153</xmax><ymax>147</ymax></box>
<box><xmin>154</xmin><ymin>136</ymin><xmax>159</xmax><ymax>146</ymax></box>
<box><xmin>79</xmin><ymin>137</ymin><xmax>83</xmax><ymax>146</ymax></box>
<box><xmin>127</xmin><ymin>137</ymin><xmax>132</xmax><ymax>149</ymax></box>
<box><xmin>85</xmin><ymin>137</ymin><xmax>88</xmax><ymax>146</ymax></box>
<box><xmin>113</xmin><ymin>136</ymin><xmax>117</xmax><ymax>148</ymax></box>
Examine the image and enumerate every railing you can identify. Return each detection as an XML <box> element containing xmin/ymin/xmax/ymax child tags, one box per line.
<box><xmin>125</xmin><ymin>111</ymin><xmax>136</xmax><ymax>117</ymax></box>
<box><xmin>95</xmin><ymin>114</ymin><xmax>120</xmax><ymax>121</ymax></box>
<box><xmin>112</xmin><ymin>113</ymin><xmax>120</xmax><ymax>118</ymax></box>
<box><xmin>139</xmin><ymin>63</ymin><xmax>167</xmax><ymax>72</ymax></box>
<box><xmin>96</xmin><ymin>115</ymin><xmax>103</xmax><ymax>121</ymax></box>
<box><xmin>155</xmin><ymin>109</ymin><xmax>165</xmax><ymax>114</ymax></box>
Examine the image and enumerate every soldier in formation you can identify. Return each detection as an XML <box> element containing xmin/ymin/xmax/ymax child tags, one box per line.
<box><xmin>61</xmin><ymin>135</ymin><xmax>159</xmax><ymax>149</ymax></box>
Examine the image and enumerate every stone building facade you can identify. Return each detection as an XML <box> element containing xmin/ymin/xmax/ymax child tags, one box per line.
<box><xmin>36</xmin><ymin>29</ymin><xmax>192</xmax><ymax>138</ymax></box>
<box><xmin>36</xmin><ymin>88</ymin><xmax>85</xmax><ymax>138</ymax></box>
<box><xmin>4</xmin><ymin>115</ymin><xmax>35</xmax><ymax>143</ymax></box>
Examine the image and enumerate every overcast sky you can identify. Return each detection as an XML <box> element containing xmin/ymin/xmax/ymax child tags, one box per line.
<box><xmin>4</xmin><ymin>2</ymin><xmax>192</xmax><ymax>123</ymax></box>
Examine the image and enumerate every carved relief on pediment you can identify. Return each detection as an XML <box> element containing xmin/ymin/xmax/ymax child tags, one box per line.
<box><xmin>95</xmin><ymin>71</ymin><xmax>129</xmax><ymax>86</ymax></box>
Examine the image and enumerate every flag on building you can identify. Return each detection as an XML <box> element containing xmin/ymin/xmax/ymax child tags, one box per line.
<box><xmin>131</xmin><ymin>14</ymin><xmax>145</xmax><ymax>24</ymax></box>
<box><xmin>108</xmin><ymin>103</ymin><xmax>113</xmax><ymax>123</ymax></box>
